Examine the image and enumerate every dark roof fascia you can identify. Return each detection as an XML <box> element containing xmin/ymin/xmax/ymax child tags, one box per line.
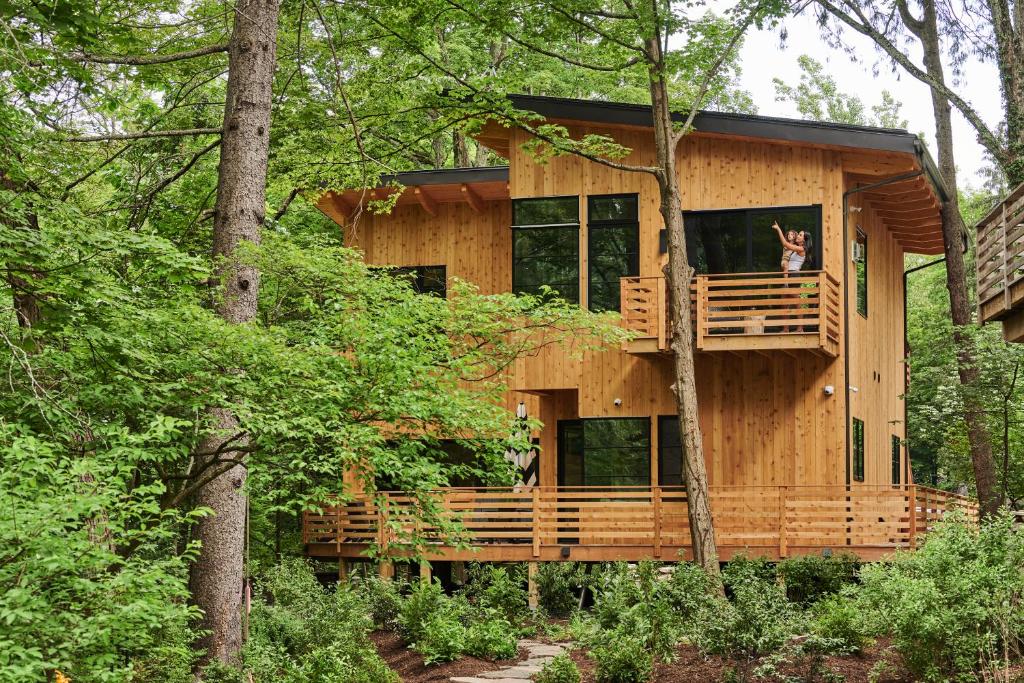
<box><xmin>379</xmin><ymin>165</ymin><xmax>509</xmax><ymax>186</ymax></box>
<box><xmin>913</xmin><ymin>140</ymin><xmax>951</xmax><ymax>203</ymax></box>
<box><xmin>506</xmin><ymin>94</ymin><xmax>924</xmax><ymax>156</ymax></box>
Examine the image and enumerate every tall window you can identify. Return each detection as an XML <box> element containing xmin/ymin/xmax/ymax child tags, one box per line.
<box><xmin>557</xmin><ymin>418</ymin><xmax>650</xmax><ymax>488</ymax></box>
<box><xmin>588</xmin><ymin>194</ymin><xmax>639</xmax><ymax>312</ymax></box>
<box><xmin>512</xmin><ymin>196</ymin><xmax>580</xmax><ymax>303</ymax></box>
<box><xmin>855</xmin><ymin>228</ymin><xmax>868</xmax><ymax>317</ymax></box>
<box><xmin>891</xmin><ymin>435</ymin><xmax>901</xmax><ymax>486</ymax></box>
<box><xmin>852</xmin><ymin>418</ymin><xmax>865</xmax><ymax>482</ymax></box>
<box><xmin>657</xmin><ymin>415</ymin><xmax>683</xmax><ymax>486</ymax></box>
<box><xmin>683</xmin><ymin>206</ymin><xmax>821</xmax><ymax>274</ymax></box>
<box><xmin>394</xmin><ymin>265</ymin><xmax>447</xmax><ymax>297</ymax></box>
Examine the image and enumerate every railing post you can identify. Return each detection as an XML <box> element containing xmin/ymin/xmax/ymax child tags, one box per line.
<box><xmin>657</xmin><ymin>277</ymin><xmax>668</xmax><ymax>350</ymax></box>
<box><xmin>653</xmin><ymin>486</ymin><xmax>662</xmax><ymax>558</ymax></box>
<box><xmin>818</xmin><ymin>271</ymin><xmax>828</xmax><ymax>348</ymax></box>
<box><xmin>532</xmin><ymin>487</ymin><xmax>541</xmax><ymax>558</ymax></box>
<box><xmin>908</xmin><ymin>485</ymin><xmax>917</xmax><ymax>550</ymax></box>
<box><xmin>694</xmin><ymin>276</ymin><xmax>706</xmax><ymax>350</ymax></box>
<box><xmin>778</xmin><ymin>486</ymin><xmax>788</xmax><ymax>558</ymax></box>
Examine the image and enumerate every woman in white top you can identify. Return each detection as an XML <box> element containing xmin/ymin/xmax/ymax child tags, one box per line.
<box><xmin>771</xmin><ymin>222</ymin><xmax>807</xmax><ymax>331</ymax></box>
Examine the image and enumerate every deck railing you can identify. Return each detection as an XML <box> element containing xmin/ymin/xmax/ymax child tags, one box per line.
<box><xmin>977</xmin><ymin>182</ymin><xmax>1024</xmax><ymax>323</ymax></box>
<box><xmin>620</xmin><ymin>271</ymin><xmax>841</xmax><ymax>356</ymax></box>
<box><xmin>304</xmin><ymin>484</ymin><xmax>978</xmax><ymax>562</ymax></box>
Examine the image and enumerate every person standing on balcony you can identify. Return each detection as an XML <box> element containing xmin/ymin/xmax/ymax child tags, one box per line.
<box><xmin>772</xmin><ymin>222</ymin><xmax>807</xmax><ymax>331</ymax></box>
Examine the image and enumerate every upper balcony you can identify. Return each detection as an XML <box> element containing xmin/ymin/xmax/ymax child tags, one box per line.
<box><xmin>620</xmin><ymin>270</ymin><xmax>841</xmax><ymax>357</ymax></box>
<box><xmin>977</xmin><ymin>182</ymin><xmax>1024</xmax><ymax>342</ymax></box>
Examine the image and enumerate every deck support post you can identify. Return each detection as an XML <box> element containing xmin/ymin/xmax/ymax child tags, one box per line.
<box><xmin>419</xmin><ymin>561</ymin><xmax>431</xmax><ymax>584</ymax></box>
<box><xmin>527</xmin><ymin>562</ymin><xmax>539</xmax><ymax>610</ymax></box>
<box><xmin>452</xmin><ymin>561</ymin><xmax>467</xmax><ymax>586</ymax></box>
<box><xmin>337</xmin><ymin>558</ymin><xmax>349</xmax><ymax>584</ymax></box>
<box><xmin>378</xmin><ymin>561</ymin><xmax>394</xmax><ymax>581</ymax></box>
<box><xmin>532</xmin><ymin>487</ymin><xmax>541</xmax><ymax>557</ymax></box>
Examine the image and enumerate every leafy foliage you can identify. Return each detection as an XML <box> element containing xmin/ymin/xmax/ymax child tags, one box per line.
<box><xmin>777</xmin><ymin>553</ymin><xmax>859</xmax><ymax>606</ymax></box>
<box><xmin>535</xmin><ymin>653</ymin><xmax>582</xmax><ymax>683</ymax></box>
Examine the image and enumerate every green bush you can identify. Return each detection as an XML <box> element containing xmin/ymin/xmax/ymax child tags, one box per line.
<box><xmin>357</xmin><ymin>575</ymin><xmax>404</xmax><ymax>630</ymax></box>
<box><xmin>398</xmin><ymin>579</ymin><xmax>447</xmax><ymax>644</ymax></box>
<box><xmin>591</xmin><ymin>633</ymin><xmax>653</xmax><ymax>683</ymax></box>
<box><xmin>243</xmin><ymin>559</ymin><xmax>397</xmax><ymax>683</ymax></box>
<box><xmin>662</xmin><ymin>560</ymin><xmax>718</xmax><ymax>622</ymax></box>
<box><xmin>590</xmin><ymin>562</ymin><xmax>681</xmax><ymax>662</ymax></box>
<box><xmin>857</xmin><ymin>512</ymin><xmax>1024</xmax><ymax>682</ymax></box>
<box><xmin>535</xmin><ymin>653</ymin><xmax>581</xmax><ymax>683</ymax></box>
<box><xmin>777</xmin><ymin>553</ymin><xmax>859</xmax><ymax>605</ymax></box>
<box><xmin>695</xmin><ymin>555</ymin><xmax>803</xmax><ymax>657</ymax></box>
<box><xmin>536</xmin><ymin>562</ymin><xmax>589</xmax><ymax>616</ymax></box>
<box><xmin>462</xmin><ymin>563</ymin><xmax>530</xmax><ymax>625</ymax></box>
<box><xmin>810</xmin><ymin>590</ymin><xmax>870</xmax><ymax>654</ymax></box>
<box><xmin>464</xmin><ymin>615</ymin><xmax>518</xmax><ymax>660</ymax></box>
<box><xmin>413</xmin><ymin>610</ymin><xmax>467</xmax><ymax>665</ymax></box>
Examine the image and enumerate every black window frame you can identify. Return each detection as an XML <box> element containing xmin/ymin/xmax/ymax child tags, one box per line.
<box><xmin>681</xmin><ymin>204</ymin><xmax>823</xmax><ymax>274</ymax></box>
<box><xmin>587</xmin><ymin>194</ymin><xmax>640</xmax><ymax>313</ymax></box>
<box><xmin>657</xmin><ymin>415</ymin><xmax>683</xmax><ymax>487</ymax></box>
<box><xmin>393</xmin><ymin>264</ymin><xmax>447</xmax><ymax>298</ymax></box>
<box><xmin>512</xmin><ymin>196</ymin><xmax>580</xmax><ymax>304</ymax></box>
<box><xmin>852</xmin><ymin>418</ymin><xmax>865</xmax><ymax>482</ymax></box>
<box><xmin>557</xmin><ymin>417</ymin><xmax>651</xmax><ymax>488</ymax></box>
<box><xmin>891</xmin><ymin>435</ymin><xmax>901</xmax><ymax>486</ymax></box>
<box><xmin>855</xmin><ymin>228</ymin><xmax>868</xmax><ymax>318</ymax></box>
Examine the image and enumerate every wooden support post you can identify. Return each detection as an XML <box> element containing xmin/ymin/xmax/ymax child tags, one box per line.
<box><xmin>778</xmin><ymin>486</ymin><xmax>788</xmax><ymax>558</ymax></box>
<box><xmin>527</xmin><ymin>562</ymin><xmax>539</xmax><ymax>610</ymax></box>
<box><xmin>452</xmin><ymin>561</ymin><xmax>467</xmax><ymax>586</ymax></box>
<box><xmin>460</xmin><ymin>183</ymin><xmax>485</xmax><ymax>213</ymax></box>
<box><xmin>413</xmin><ymin>186</ymin><xmax>438</xmax><ymax>217</ymax></box>
<box><xmin>694</xmin><ymin>276</ymin><xmax>707</xmax><ymax>350</ymax></box>
<box><xmin>908</xmin><ymin>485</ymin><xmax>917</xmax><ymax>550</ymax></box>
<box><xmin>532</xmin><ymin>487</ymin><xmax>541</xmax><ymax>558</ymax></box>
<box><xmin>653</xmin><ymin>486</ymin><xmax>662</xmax><ymax>559</ymax></box>
<box><xmin>337</xmin><ymin>558</ymin><xmax>349</xmax><ymax>584</ymax></box>
<box><xmin>378</xmin><ymin>561</ymin><xmax>394</xmax><ymax>581</ymax></box>
<box><xmin>818</xmin><ymin>272</ymin><xmax>828</xmax><ymax>349</ymax></box>
<box><xmin>419</xmin><ymin>561</ymin><xmax>432</xmax><ymax>584</ymax></box>
<box><xmin>657</xmin><ymin>277</ymin><xmax>668</xmax><ymax>351</ymax></box>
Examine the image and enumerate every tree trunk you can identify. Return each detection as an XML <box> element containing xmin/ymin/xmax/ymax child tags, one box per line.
<box><xmin>0</xmin><ymin>176</ymin><xmax>43</xmax><ymax>329</ymax></box>
<box><xmin>453</xmin><ymin>131</ymin><xmax>470</xmax><ymax>167</ymax></box>
<box><xmin>191</xmin><ymin>0</ymin><xmax>280</xmax><ymax>668</ymax></box>
<box><xmin>906</xmin><ymin>0</ymin><xmax>1002</xmax><ymax>516</ymax></box>
<box><xmin>645</xmin><ymin>37</ymin><xmax>719</xmax><ymax>575</ymax></box>
<box><xmin>986</xmin><ymin>0</ymin><xmax>1024</xmax><ymax>185</ymax></box>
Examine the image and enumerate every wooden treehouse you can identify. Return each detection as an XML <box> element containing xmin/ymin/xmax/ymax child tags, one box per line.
<box><xmin>306</xmin><ymin>95</ymin><xmax>979</xmax><ymax>571</ymax></box>
<box><xmin>977</xmin><ymin>180</ymin><xmax>1024</xmax><ymax>342</ymax></box>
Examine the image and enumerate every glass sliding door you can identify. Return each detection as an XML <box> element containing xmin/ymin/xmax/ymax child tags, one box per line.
<box><xmin>684</xmin><ymin>206</ymin><xmax>822</xmax><ymax>274</ymax></box>
<box><xmin>557</xmin><ymin>418</ymin><xmax>651</xmax><ymax>488</ymax></box>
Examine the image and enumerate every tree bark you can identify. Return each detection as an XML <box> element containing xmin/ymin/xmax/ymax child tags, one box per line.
<box><xmin>985</xmin><ymin>0</ymin><xmax>1024</xmax><ymax>184</ymax></box>
<box><xmin>645</xmin><ymin>36</ymin><xmax>719</xmax><ymax>575</ymax></box>
<box><xmin>903</xmin><ymin>0</ymin><xmax>1002</xmax><ymax>516</ymax></box>
<box><xmin>453</xmin><ymin>130</ymin><xmax>470</xmax><ymax>167</ymax></box>
<box><xmin>0</xmin><ymin>176</ymin><xmax>43</xmax><ymax>330</ymax></box>
<box><xmin>191</xmin><ymin>0</ymin><xmax>280</xmax><ymax>668</ymax></box>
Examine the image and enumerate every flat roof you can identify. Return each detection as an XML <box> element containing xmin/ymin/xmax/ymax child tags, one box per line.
<box><xmin>378</xmin><ymin>165</ymin><xmax>509</xmax><ymax>186</ymax></box>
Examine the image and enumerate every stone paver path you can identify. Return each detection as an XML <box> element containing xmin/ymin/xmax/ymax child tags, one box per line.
<box><xmin>450</xmin><ymin>639</ymin><xmax>568</xmax><ymax>683</ymax></box>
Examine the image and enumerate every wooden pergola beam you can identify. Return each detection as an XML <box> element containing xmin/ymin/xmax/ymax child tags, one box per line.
<box><xmin>461</xmin><ymin>183</ymin><xmax>485</xmax><ymax>213</ymax></box>
<box><xmin>414</xmin><ymin>186</ymin><xmax>438</xmax><ymax>217</ymax></box>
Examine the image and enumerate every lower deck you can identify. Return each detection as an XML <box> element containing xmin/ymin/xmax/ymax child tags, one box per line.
<box><xmin>304</xmin><ymin>484</ymin><xmax>977</xmax><ymax>563</ymax></box>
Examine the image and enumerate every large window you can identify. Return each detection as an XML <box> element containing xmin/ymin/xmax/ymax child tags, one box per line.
<box><xmin>557</xmin><ymin>418</ymin><xmax>650</xmax><ymax>488</ymax></box>
<box><xmin>588</xmin><ymin>194</ymin><xmax>639</xmax><ymax>312</ymax></box>
<box><xmin>855</xmin><ymin>228</ymin><xmax>868</xmax><ymax>317</ymax></box>
<box><xmin>891</xmin><ymin>435</ymin><xmax>901</xmax><ymax>486</ymax></box>
<box><xmin>683</xmin><ymin>206</ymin><xmax>821</xmax><ymax>274</ymax></box>
<box><xmin>852</xmin><ymin>418</ymin><xmax>865</xmax><ymax>482</ymax></box>
<box><xmin>393</xmin><ymin>265</ymin><xmax>447</xmax><ymax>297</ymax></box>
<box><xmin>513</xmin><ymin>196</ymin><xmax>580</xmax><ymax>303</ymax></box>
<box><xmin>657</xmin><ymin>415</ymin><xmax>683</xmax><ymax>486</ymax></box>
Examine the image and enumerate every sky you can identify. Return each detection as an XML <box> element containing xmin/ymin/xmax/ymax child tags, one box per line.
<box><xmin>708</xmin><ymin>5</ymin><xmax>1004</xmax><ymax>188</ymax></box>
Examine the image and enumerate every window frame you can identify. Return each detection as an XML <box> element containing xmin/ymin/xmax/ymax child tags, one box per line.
<box><xmin>852</xmin><ymin>417</ymin><xmax>865</xmax><ymax>482</ymax></box>
<box><xmin>681</xmin><ymin>204</ymin><xmax>823</xmax><ymax>274</ymax></box>
<box><xmin>855</xmin><ymin>228</ymin><xmax>868</xmax><ymax>318</ymax></box>
<box><xmin>657</xmin><ymin>414</ymin><xmax>683</xmax><ymax>487</ymax></box>
<box><xmin>557</xmin><ymin>416</ymin><xmax>651</xmax><ymax>489</ymax></box>
<box><xmin>891</xmin><ymin>434</ymin><xmax>901</xmax><ymax>486</ymax></box>
<box><xmin>512</xmin><ymin>196</ymin><xmax>581</xmax><ymax>303</ymax></box>
<box><xmin>587</xmin><ymin>193</ymin><xmax>640</xmax><ymax>312</ymax></box>
<box><xmin>393</xmin><ymin>264</ymin><xmax>447</xmax><ymax>298</ymax></box>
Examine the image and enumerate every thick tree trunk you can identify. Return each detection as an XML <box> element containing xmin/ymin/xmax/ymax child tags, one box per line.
<box><xmin>191</xmin><ymin>0</ymin><xmax>279</xmax><ymax>668</ymax></box>
<box><xmin>0</xmin><ymin>176</ymin><xmax>42</xmax><ymax>329</ymax></box>
<box><xmin>907</xmin><ymin>0</ymin><xmax>1002</xmax><ymax>516</ymax></box>
<box><xmin>453</xmin><ymin>131</ymin><xmax>470</xmax><ymax>167</ymax></box>
<box><xmin>646</xmin><ymin>37</ymin><xmax>719</xmax><ymax>575</ymax></box>
<box><xmin>986</xmin><ymin>0</ymin><xmax>1024</xmax><ymax>184</ymax></box>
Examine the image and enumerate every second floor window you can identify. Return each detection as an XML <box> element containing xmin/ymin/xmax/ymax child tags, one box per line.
<box><xmin>394</xmin><ymin>265</ymin><xmax>447</xmax><ymax>297</ymax></box>
<box><xmin>588</xmin><ymin>194</ymin><xmax>639</xmax><ymax>312</ymax></box>
<box><xmin>855</xmin><ymin>228</ymin><xmax>868</xmax><ymax>317</ymax></box>
<box><xmin>512</xmin><ymin>196</ymin><xmax>580</xmax><ymax>304</ymax></box>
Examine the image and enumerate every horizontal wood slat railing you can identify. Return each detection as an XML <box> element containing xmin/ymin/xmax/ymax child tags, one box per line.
<box><xmin>304</xmin><ymin>484</ymin><xmax>978</xmax><ymax>562</ymax></box>
<box><xmin>620</xmin><ymin>271</ymin><xmax>841</xmax><ymax>356</ymax></box>
<box><xmin>977</xmin><ymin>181</ymin><xmax>1024</xmax><ymax>323</ymax></box>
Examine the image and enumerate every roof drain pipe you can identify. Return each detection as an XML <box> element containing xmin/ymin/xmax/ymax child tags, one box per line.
<box><xmin>841</xmin><ymin>171</ymin><xmax>924</xmax><ymax>487</ymax></box>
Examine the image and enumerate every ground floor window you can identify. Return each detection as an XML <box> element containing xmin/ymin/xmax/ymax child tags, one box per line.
<box><xmin>657</xmin><ymin>415</ymin><xmax>683</xmax><ymax>486</ymax></box>
<box><xmin>557</xmin><ymin>417</ymin><xmax>650</xmax><ymax>487</ymax></box>
<box><xmin>891</xmin><ymin>435</ymin><xmax>901</xmax><ymax>486</ymax></box>
<box><xmin>852</xmin><ymin>418</ymin><xmax>865</xmax><ymax>482</ymax></box>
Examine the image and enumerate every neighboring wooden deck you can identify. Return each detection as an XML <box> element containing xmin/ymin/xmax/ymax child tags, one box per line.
<box><xmin>304</xmin><ymin>485</ymin><xmax>977</xmax><ymax>563</ymax></box>
<box><xmin>620</xmin><ymin>271</ymin><xmax>841</xmax><ymax>357</ymax></box>
<box><xmin>978</xmin><ymin>182</ymin><xmax>1024</xmax><ymax>342</ymax></box>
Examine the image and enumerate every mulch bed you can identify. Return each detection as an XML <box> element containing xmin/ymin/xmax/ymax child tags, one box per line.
<box><xmin>371</xmin><ymin>630</ymin><xmax>526</xmax><ymax>683</ymax></box>
<box><xmin>568</xmin><ymin>640</ymin><xmax>911</xmax><ymax>682</ymax></box>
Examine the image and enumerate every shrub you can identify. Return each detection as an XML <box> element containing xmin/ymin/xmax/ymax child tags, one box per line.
<box><xmin>856</xmin><ymin>512</ymin><xmax>1024</xmax><ymax>682</ymax></box>
<box><xmin>462</xmin><ymin>563</ymin><xmax>530</xmax><ymax>625</ymax></box>
<box><xmin>535</xmin><ymin>653</ymin><xmax>581</xmax><ymax>683</ymax></box>
<box><xmin>413</xmin><ymin>610</ymin><xmax>466</xmax><ymax>665</ymax></box>
<box><xmin>464</xmin><ymin>615</ymin><xmax>518</xmax><ymax>660</ymax></box>
<box><xmin>536</xmin><ymin>562</ymin><xmax>589</xmax><ymax>616</ymax></box>
<box><xmin>590</xmin><ymin>562</ymin><xmax>681</xmax><ymax>662</ymax></box>
<box><xmin>810</xmin><ymin>590</ymin><xmax>870</xmax><ymax>654</ymax></box>
<box><xmin>357</xmin><ymin>575</ymin><xmax>404</xmax><ymax>630</ymax></box>
<box><xmin>398</xmin><ymin>579</ymin><xmax>447</xmax><ymax>644</ymax></box>
<box><xmin>243</xmin><ymin>559</ymin><xmax>397</xmax><ymax>683</ymax></box>
<box><xmin>591</xmin><ymin>633</ymin><xmax>653</xmax><ymax>683</ymax></box>
<box><xmin>662</xmin><ymin>560</ymin><xmax>718</xmax><ymax>622</ymax></box>
<box><xmin>777</xmin><ymin>553</ymin><xmax>859</xmax><ymax>605</ymax></box>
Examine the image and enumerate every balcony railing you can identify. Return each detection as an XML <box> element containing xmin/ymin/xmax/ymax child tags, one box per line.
<box><xmin>977</xmin><ymin>181</ymin><xmax>1024</xmax><ymax>325</ymax></box>
<box><xmin>620</xmin><ymin>271</ymin><xmax>841</xmax><ymax>356</ymax></box>
<box><xmin>303</xmin><ymin>485</ymin><xmax>978</xmax><ymax>562</ymax></box>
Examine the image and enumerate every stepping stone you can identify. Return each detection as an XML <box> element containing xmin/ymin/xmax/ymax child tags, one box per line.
<box><xmin>478</xmin><ymin>666</ymin><xmax>542</xmax><ymax>678</ymax></box>
<box><xmin>451</xmin><ymin>678</ymin><xmax>530</xmax><ymax>683</ymax></box>
<box><xmin>523</xmin><ymin>645</ymin><xmax>564</xmax><ymax>657</ymax></box>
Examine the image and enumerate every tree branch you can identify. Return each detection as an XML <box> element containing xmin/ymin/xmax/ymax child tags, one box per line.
<box><xmin>65</xmin><ymin>127</ymin><xmax>223</xmax><ymax>142</ymax></box>
<box><xmin>64</xmin><ymin>42</ymin><xmax>229</xmax><ymax>65</ymax></box>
